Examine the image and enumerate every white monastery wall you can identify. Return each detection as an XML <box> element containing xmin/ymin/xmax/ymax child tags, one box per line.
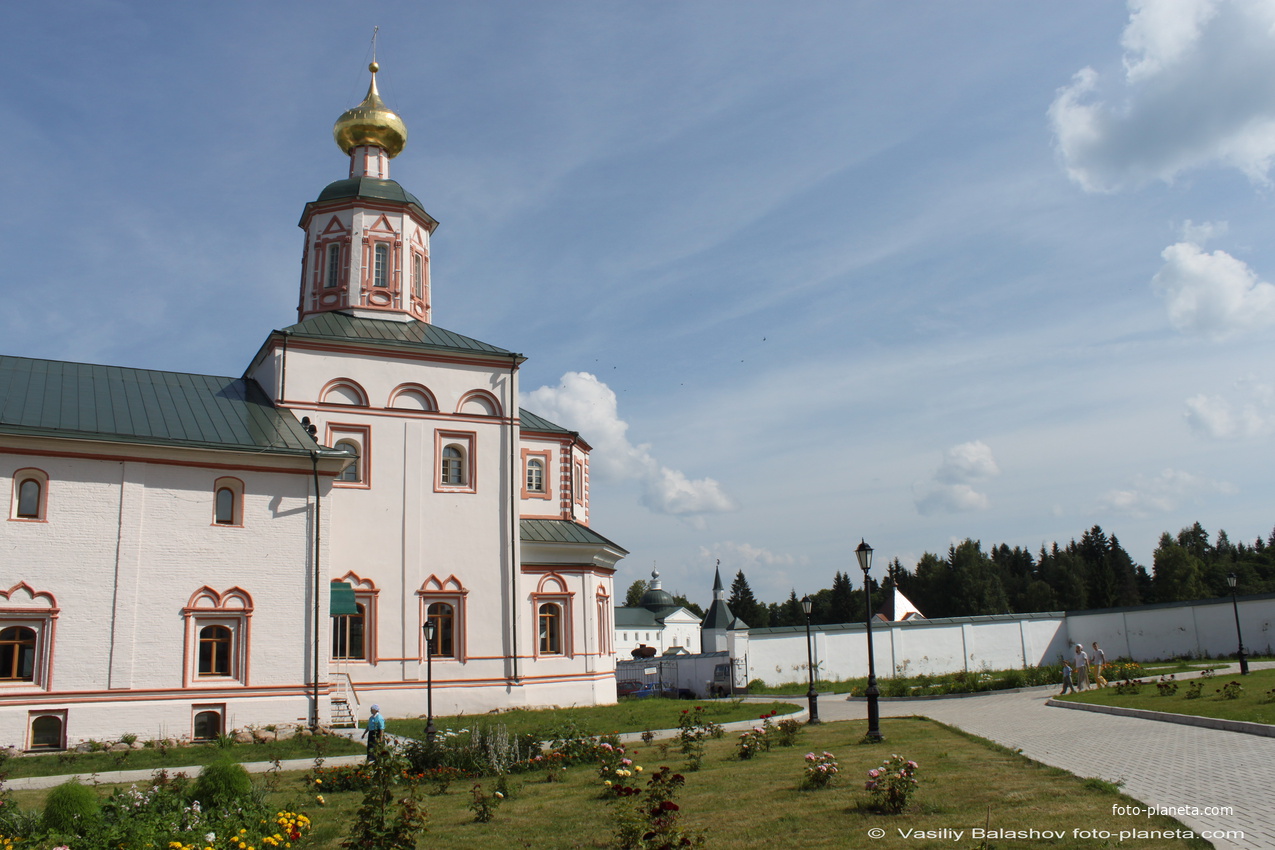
<box><xmin>744</xmin><ymin>596</ymin><xmax>1275</xmax><ymax>687</ymax></box>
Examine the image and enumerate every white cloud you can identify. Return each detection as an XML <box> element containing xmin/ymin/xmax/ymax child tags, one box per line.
<box><xmin>1050</xmin><ymin>0</ymin><xmax>1275</xmax><ymax>192</ymax></box>
<box><xmin>1151</xmin><ymin>240</ymin><xmax>1275</xmax><ymax>338</ymax></box>
<box><xmin>697</xmin><ymin>541</ymin><xmax>802</xmax><ymax>569</ymax></box>
<box><xmin>523</xmin><ymin>372</ymin><xmax>736</xmax><ymax>519</ymax></box>
<box><xmin>1098</xmin><ymin>467</ymin><xmax>1235</xmax><ymax>516</ymax></box>
<box><xmin>1184</xmin><ymin>378</ymin><xmax>1275</xmax><ymax>437</ymax></box>
<box><xmin>915</xmin><ymin>440</ymin><xmax>999</xmax><ymax>516</ymax></box>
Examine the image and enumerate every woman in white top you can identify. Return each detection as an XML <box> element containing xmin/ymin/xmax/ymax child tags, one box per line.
<box><xmin>1073</xmin><ymin>644</ymin><xmax>1090</xmax><ymax>689</ymax></box>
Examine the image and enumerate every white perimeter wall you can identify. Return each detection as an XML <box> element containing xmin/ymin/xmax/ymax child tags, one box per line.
<box><xmin>745</xmin><ymin>596</ymin><xmax>1275</xmax><ymax>686</ymax></box>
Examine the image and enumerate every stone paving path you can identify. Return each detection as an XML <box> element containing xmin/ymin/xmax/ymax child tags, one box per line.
<box><xmin>815</xmin><ymin>663</ymin><xmax>1273</xmax><ymax>850</ymax></box>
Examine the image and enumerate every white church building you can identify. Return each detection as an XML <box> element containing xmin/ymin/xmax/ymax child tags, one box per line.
<box><xmin>0</xmin><ymin>63</ymin><xmax>627</xmax><ymax>750</ymax></box>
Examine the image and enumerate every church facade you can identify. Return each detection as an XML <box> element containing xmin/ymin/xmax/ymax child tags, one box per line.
<box><xmin>0</xmin><ymin>64</ymin><xmax>626</xmax><ymax>750</ymax></box>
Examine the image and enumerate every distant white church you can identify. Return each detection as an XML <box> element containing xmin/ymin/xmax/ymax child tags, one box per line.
<box><xmin>0</xmin><ymin>63</ymin><xmax>627</xmax><ymax>750</ymax></box>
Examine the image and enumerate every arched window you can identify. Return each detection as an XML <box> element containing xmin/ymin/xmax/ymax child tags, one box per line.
<box><xmin>198</xmin><ymin>625</ymin><xmax>233</xmax><ymax>676</ymax></box>
<box><xmin>193</xmin><ymin>710</ymin><xmax>222</xmax><ymax>741</ymax></box>
<box><xmin>0</xmin><ymin>626</ymin><xmax>36</xmax><ymax>681</ymax></box>
<box><xmin>30</xmin><ymin>715</ymin><xmax>63</xmax><ymax>749</ymax></box>
<box><xmin>335</xmin><ymin>440</ymin><xmax>361</xmax><ymax>483</ymax></box>
<box><xmin>17</xmin><ymin>479</ymin><xmax>40</xmax><ymax>518</ymax></box>
<box><xmin>526</xmin><ymin>458</ymin><xmax>545</xmax><ymax>493</ymax></box>
<box><xmin>441</xmin><ymin>445</ymin><xmax>464</xmax><ymax>486</ymax></box>
<box><xmin>412</xmin><ymin>254</ymin><xmax>423</xmax><ymax>299</ymax></box>
<box><xmin>215</xmin><ymin>487</ymin><xmax>235</xmax><ymax>525</ymax></box>
<box><xmin>325</xmin><ymin>243</ymin><xmax>341</xmax><ymax>288</ymax></box>
<box><xmin>332</xmin><ymin>603</ymin><xmax>366</xmax><ymax>660</ymax></box>
<box><xmin>427</xmin><ymin>602</ymin><xmax>454</xmax><ymax>658</ymax></box>
<box><xmin>373</xmin><ymin>244</ymin><xmax>389</xmax><ymax>287</ymax></box>
<box><xmin>538</xmin><ymin>603</ymin><xmax>561</xmax><ymax>655</ymax></box>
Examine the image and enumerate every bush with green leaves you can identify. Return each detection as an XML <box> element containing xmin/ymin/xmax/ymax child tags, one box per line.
<box><xmin>342</xmin><ymin>744</ymin><xmax>429</xmax><ymax>850</ymax></box>
<box><xmin>190</xmin><ymin>757</ymin><xmax>253</xmax><ymax>807</ymax></box>
<box><xmin>43</xmin><ymin>778</ymin><xmax>101</xmax><ymax>835</ymax></box>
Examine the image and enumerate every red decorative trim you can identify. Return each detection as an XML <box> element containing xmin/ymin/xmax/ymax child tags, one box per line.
<box><xmin>455</xmin><ymin>389</ymin><xmax>503</xmax><ymax>418</ymax></box>
<box><xmin>387</xmin><ymin>383</ymin><xmax>438</xmax><ymax>412</ymax></box>
<box><xmin>319</xmin><ymin>378</ymin><xmax>369</xmax><ymax>407</ymax></box>
<box><xmin>417</xmin><ymin>574</ymin><xmax>470</xmax><ymax>663</ymax></box>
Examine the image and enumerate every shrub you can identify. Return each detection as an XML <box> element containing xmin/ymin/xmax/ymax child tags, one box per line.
<box><xmin>864</xmin><ymin>754</ymin><xmax>920</xmax><ymax>814</ymax></box>
<box><xmin>774</xmin><ymin>717</ymin><xmax>802</xmax><ymax>747</ymax></box>
<box><xmin>802</xmin><ymin>751</ymin><xmax>839</xmax><ymax>789</ymax></box>
<box><xmin>1185</xmin><ymin>680</ymin><xmax>1204</xmax><ymax>699</ymax></box>
<box><xmin>342</xmin><ymin>744</ymin><xmax>429</xmax><ymax>849</ymax></box>
<box><xmin>43</xmin><ymin>778</ymin><xmax>100</xmax><ymax>834</ymax></box>
<box><xmin>190</xmin><ymin>757</ymin><xmax>253</xmax><ymax>807</ymax></box>
<box><xmin>1218</xmin><ymin>680</ymin><xmax>1243</xmax><ymax>700</ymax></box>
<box><xmin>1156</xmin><ymin>675</ymin><xmax>1178</xmax><ymax>696</ymax></box>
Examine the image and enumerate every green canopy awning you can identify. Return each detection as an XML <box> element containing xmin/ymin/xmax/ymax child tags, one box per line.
<box><xmin>330</xmin><ymin>582</ymin><xmax>359</xmax><ymax>616</ymax></box>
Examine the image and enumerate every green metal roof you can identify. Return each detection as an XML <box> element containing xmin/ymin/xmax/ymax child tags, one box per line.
<box><xmin>0</xmin><ymin>355</ymin><xmax>330</xmax><ymax>456</ymax></box>
<box><xmin>307</xmin><ymin>177</ymin><xmax>437</xmax><ymax>230</ymax></box>
<box><xmin>281</xmin><ymin>312</ymin><xmax>519</xmax><ymax>360</ymax></box>
<box><xmin>518</xmin><ymin>408</ymin><xmax>574</xmax><ymax>435</ymax></box>
<box><xmin>520</xmin><ymin>518</ymin><xmax>628</xmax><ymax>554</ymax></box>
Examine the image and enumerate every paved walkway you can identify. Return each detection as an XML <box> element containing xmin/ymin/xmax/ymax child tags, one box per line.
<box><xmin>815</xmin><ymin>662</ymin><xmax>1273</xmax><ymax>850</ymax></box>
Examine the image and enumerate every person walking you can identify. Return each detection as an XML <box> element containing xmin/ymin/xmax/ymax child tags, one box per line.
<box><xmin>1060</xmin><ymin>660</ymin><xmax>1074</xmax><ymax>694</ymax></box>
<box><xmin>363</xmin><ymin>704</ymin><xmax>385</xmax><ymax>761</ymax></box>
<box><xmin>1091</xmin><ymin>641</ymin><xmax>1107</xmax><ymax>686</ymax></box>
<box><xmin>1073</xmin><ymin>644</ymin><xmax>1091</xmax><ymax>690</ymax></box>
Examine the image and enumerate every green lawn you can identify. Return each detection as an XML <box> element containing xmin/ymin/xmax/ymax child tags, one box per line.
<box><xmin>1058</xmin><ymin>666</ymin><xmax>1275</xmax><ymax>724</ymax></box>
<box><xmin>385</xmin><ymin>697</ymin><xmax>802</xmax><ymax>741</ymax></box>
<box><xmin>0</xmin><ymin>733</ymin><xmax>364</xmax><ymax>779</ymax></box>
<box><xmin>5</xmin><ymin>717</ymin><xmax>1210</xmax><ymax>850</ymax></box>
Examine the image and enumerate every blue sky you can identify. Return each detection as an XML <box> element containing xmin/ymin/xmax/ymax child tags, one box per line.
<box><xmin>5</xmin><ymin>1</ymin><xmax>1275</xmax><ymax>605</ymax></box>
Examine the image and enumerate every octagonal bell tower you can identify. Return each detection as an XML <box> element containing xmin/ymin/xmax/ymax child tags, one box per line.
<box><xmin>297</xmin><ymin>63</ymin><xmax>438</xmax><ymax>323</ymax></box>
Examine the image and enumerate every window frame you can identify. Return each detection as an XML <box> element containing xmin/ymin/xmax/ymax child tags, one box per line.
<box><xmin>328</xmin><ymin>424</ymin><xmax>372</xmax><ymax>490</ymax></box>
<box><xmin>332</xmin><ymin>573</ymin><xmax>379</xmax><ymax>664</ymax></box>
<box><xmin>212</xmin><ymin>476</ymin><xmax>244</xmax><ymax>527</ymax></box>
<box><xmin>0</xmin><ymin>582</ymin><xmax>58</xmax><ymax>691</ymax></box>
<box><xmin>434</xmin><ymin>431</ymin><xmax>476</xmax><ymax>494</ymax></box>
<box><xmin>531</xmin><ymin>573</ymin><xmax>574</xmax><ymax>659</ymax></box>
<box><xmin>10</xmin><ymin>468</ymin><xmax>49</xmax><ymax>522</ymax></box>
<box><xmin>192</xmin><ymin>704</ymin><xmax>226</xmax><ymax>742</ymax></box>
<box><xmin>373</xmin><ymin>243</ymin><xmax>390</xmax><ymax>288</ymax></box>
<box><xmin>521</xmin><ymin>449</ymin><xmax>552</xmax><ymax>501</ymax></box>
<box><xmin>325</xmin><ymin>242</ymin><xmax>342</xmax><ymax>289</ymax></box>
<box><xmin>412</xmin><ymin>252</ymin><xmax>424</xmax><ymax>299</ymax></box>
<box><xmin>417</xmin><ymin>575</ymin><xmax>467</xmax><ymax>663</ymax></box>
<box><xmin>426</xmin><ymin>602</ymin><xmax>456</xmax><ymax>658</ymax></box>
<box><xmin>0</xmin><ymin>625</ymin><xmax>37</xmax><ymax>682</ymax></box>
<box><xmin>27</xmin><ymin>709</ymin><xmax>67</xmax><ymax>751</ymax></box>
<box><xmin>182</xmin><ymin>587</ymin><xmax>253</xmax><ymax>687</ymax></box>
<box><xmin>331</xmin><ymin>602</ymin><xmax>367</xmax><ymax>661</ymax></box>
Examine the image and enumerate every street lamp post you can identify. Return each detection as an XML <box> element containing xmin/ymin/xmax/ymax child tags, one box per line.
<box><xmin>857</xmin><ymin>539</ymin><xmax>882</xmax><ymax>741</ymax></box>
<box><xmin>422</xmin><ymin>621</ymin><xmax>437</xmax><ymax>742</ymax></box>
<box><xmin>1227</xmin><ymin>573</ymin><xmax>1249</xmax><ymax>675</ymax></box>
<box><xmin>801</xmin><ymin>595</ymin><xmax>820</xmax><ymax>724</ymax></box>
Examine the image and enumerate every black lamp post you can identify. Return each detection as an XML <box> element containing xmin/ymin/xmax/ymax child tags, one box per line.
<box><xmin>422</xmin><ymin>620</ymin><xmax>437</xmax><ymax>742</ymax></box>
<box><xmin>801</xmin><ymin>595</ymin><xmax>820</xmax><ymax>724</ymax></box>
<box><xmin>857</xmin><ymin>539</ymin><xmax>882</xmax><ymax>741</ymax></box>
<box><xmin>1227</xmin><ymin>573</ymin><xmax>1249</xmax><ymax>675</ymax></box>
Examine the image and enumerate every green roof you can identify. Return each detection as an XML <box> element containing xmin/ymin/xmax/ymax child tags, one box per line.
<box><xmin>308</xmin><ymin>178</ymin><xmax>437</xmax><ymax>230</ymax></box>
<box><xmin>518</xmin><ymin>409</ymin><xmax>574</xmax><ymax>434</ymax></box>
<box><xmin>520</xmin><ymin>519</ymin><xmax>628</xmax><ymax>554</ymax></box>
<box><xmin>0</xmin><ymin>355</ymin><xmax>330</xmax><ymax>456</ymax></box>
<box><xmin>280</xmin><ymin>312</ymin><xmax>519</xmax><ymax>360</ymax></box>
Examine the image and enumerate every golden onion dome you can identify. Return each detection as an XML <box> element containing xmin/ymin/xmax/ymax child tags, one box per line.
<box><xmin>333</xmin><ymin>62</ymin><xmax>408</xmax><ymax>158</ymax></box>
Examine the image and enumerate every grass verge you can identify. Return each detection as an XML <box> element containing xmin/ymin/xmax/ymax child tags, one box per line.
<box><xmin>5</xmin><ymin>718</ymin><xmax>1212</xmax><ymax>849</ymax></box>
<box><xmin>1058</xmin><ymin>666</ymin><xmax>1275</xmax><ymax>725</ymax></box>
<box><xmin>1</xmin><ymin>733</ymin><xmax>364</xmax><ymax>779</ymax></box>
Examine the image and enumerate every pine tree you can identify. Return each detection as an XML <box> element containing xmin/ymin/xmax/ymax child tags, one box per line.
<box><xmin>728</xmin><ymin>570</ymin><xmax>763</xmax><ymax>628</ymax></box>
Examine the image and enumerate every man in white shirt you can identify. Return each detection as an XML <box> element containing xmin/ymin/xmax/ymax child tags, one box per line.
<box><xmin>1091</xmin><ymin>641</ymin><xmax>1107</xmax><ymax>685</ymax></box>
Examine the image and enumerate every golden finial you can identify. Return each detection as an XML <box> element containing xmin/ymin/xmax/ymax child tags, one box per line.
<box><xmin>333</xmin><ymin>57</ymin><xmax>407</xmax><ymax>158</ymax></box>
